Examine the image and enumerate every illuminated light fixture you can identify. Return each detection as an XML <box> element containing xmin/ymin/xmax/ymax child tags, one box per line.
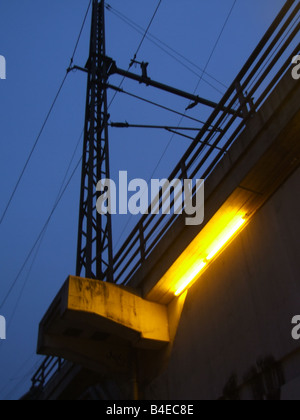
<box><xmin>174</xmin><ymin>260</ymin><xmax>207</xmax><ymax>297</ymax></box>
<box><xmin>174</xmin><ymin>215</ymin><xmax>246</xmax><ymax>296</ymax></box>
<box><xmin>206</xmin><ymin>216</ymin><xmax>246</xmax><ymax>261</ymax></box>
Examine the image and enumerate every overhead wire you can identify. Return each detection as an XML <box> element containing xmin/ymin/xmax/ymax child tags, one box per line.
<box><xmin>110</xmin><ymin>123</ymin><xmax>203</xmax><ymax>131</ymax></box>
<box><xmin>152</xmin><ymin>0</ymin><xmax>239</xmax><ymax>175</ymax></box>
<box><xmin>247</xmin><ymin>10</ymin><xmax>300</xmax><ymax>94</ymax></box>
<box><xmin>0</xmin><ymin>155</ymin><xmax>82</xmax><ymax>311</ymax></box>
<box><xmin>0</xmin><ymin>0</ymin><xmax>161</xmax><ymax>399</ymax></box>
<box><xmin>69</xmin><ymin>0</ymin><xmax>93</xmax><ymax>69</ymax></box>
<box><xmin>0</xmin><ymin>0</ymin><xmax>91</xmax><ymax>227</ymax></box>
<box><xmin>114</xmin><ymin>0</ymin><xmax>238</xmax><ymax>250</ymax></box>
<box><xmin>1</xmin><ymin>0</ymin><xmax>240</xmax><ymax>395</ymax></box>
<box><xmin>0</xmin><ymin>353</ymin><xmax>35</xmax><ymax>398</ymax></box>
<box><xmin>107</xmin><ymin>1</ymin><xmax>235</xmax><ymax>255</ymax></box>
<box><xmin>105</xmin><ymin>2</ymin><xmax>228</xmax><ymax>94</ymax></box>
<box><xmin>107</xmin><ymin>83</ymin><xmax>208</xmax><ymax>125</ymax></box>
<box><xmin>108</xmin><ymin>0</ymin><xmax>163</xmax><ymax>108</ymax></box>
<box><xmin>5</xmin><ymin>130</ymin><xmax>83</xmax><ymax>326</ymax></box>
<box><xmin>177</xmin><ymin>0</ymin><xmax>240</xmax><ymax>155</ymax></box>
<box><xmin>2</xmin><ymin>358</ymin><xmax>42</xmax><ymax>400</ymax></box>
<box><xmin>0</xmin><ymin>3</ymin><xmax>90</xmax><ymax>398</ymax></box>
<box><xmin>0</xmin><ymin>127</ymin><xmax>83</xmax><ymax>398</ymax></box>
<box><xmin>192</xmin><ymin>0</ymin><xmax>238</xmax><ymax>97</ymax></box>
<box><xmin>0</xmin><ymin>73</ymin><xmax>68</xmax><ymax>226</ymax></box>
<box><xmin>155</xmin><ymin>0</ymin><xmax>238</xmax><ymax>165</ymax></box>
<box><xmin>130</xmin><ymin>0</ymin><xmax>163</xmax><ymax>64</ymax></box>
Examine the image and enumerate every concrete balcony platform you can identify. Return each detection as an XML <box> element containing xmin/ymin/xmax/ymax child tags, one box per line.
<box><xmin>37</xmin><ymin>277</ymin><xmax>170</xmax><ymax>375</ymax></box>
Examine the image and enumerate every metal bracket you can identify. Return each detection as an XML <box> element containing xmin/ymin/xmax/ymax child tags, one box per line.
<box><xmin>235</xmin><ymin>81</ymin><xmax>255</xmax><ymax>119</ymax></box>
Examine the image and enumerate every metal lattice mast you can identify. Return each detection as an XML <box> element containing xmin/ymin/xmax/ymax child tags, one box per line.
<box><xmin>76</xmin><ymin>0</ymin><xmax>113</xmax><ymax>282</ymax></box>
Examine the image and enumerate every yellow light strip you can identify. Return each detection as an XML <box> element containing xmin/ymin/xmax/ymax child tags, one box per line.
<box><xmin>174</xmin><ymin>215</ymin><xmax>246</xmax><ymax>296</ymax></box>
<box><xmin>206</xmin><ymin>217</ymin><xmax>246</xmax><ymax>261</ymax></box>
<box><xmin>174</xmin><ymin>260</ymin><xmax>207</xmax><ymax>297</ymax></box>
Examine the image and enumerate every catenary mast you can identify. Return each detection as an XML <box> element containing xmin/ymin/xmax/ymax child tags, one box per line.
<box><xmin>76</xmin><ymin>0</ymin><xmax>113</xmax><ymax>282</ymax></box>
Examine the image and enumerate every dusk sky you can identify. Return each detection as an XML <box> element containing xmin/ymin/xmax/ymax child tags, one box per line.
<box><xmin>0</xmin><ymin>0</ymin><xmax>286</xmax><ymax>399</ymax></box>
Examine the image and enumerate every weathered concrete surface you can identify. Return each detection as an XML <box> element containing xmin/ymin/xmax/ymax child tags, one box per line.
<box><xmin>130</xmin><ymin>71</ymin><xmax>300</xmax><ymax>306</ymax></box>
<box><xmin>37</xmin><ymin>277</ymin><xmax>170</xmax><ymax>367</ymax></box>
<box><xmin>142</xmin><ymin>167</ymin><xmax>300</xmax><ymax>400</ymax></box>
<box><xmin>131</xmin><ymin>71</ymin><xmax>300</xmax><ymax>399</ymax></box>
<box><xmin>66</xmin><ymin>277</ymin><xmax>170</xmax><ymax>346</ymax></box>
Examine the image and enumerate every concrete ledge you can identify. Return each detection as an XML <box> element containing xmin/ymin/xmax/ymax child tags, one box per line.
<box><xmin>37</xmin><ymin>276</ymin><xmax>170</xmax><ymax>368</ymax></box>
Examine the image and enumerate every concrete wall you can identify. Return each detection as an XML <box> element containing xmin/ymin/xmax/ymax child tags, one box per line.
<box><xmin>143</xmin><ymin>167</ymin><xmax>300</xmax><ymax>400</ymax></box>
<box><xmin>32</xmin><ymin>65</ymin><xmax>300</xmax><ymax>402</ymax></box>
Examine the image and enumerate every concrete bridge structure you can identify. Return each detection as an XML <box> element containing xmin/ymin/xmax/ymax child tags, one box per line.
<box><xmin>23</xmin><ymin>1</ymin><xmax>300</xmax><ymax>401</ymax></box>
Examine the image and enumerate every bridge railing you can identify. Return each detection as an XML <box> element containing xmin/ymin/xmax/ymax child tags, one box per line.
<box><xmin>31</xmin><ymin>356</ymin><xmax>66</xmax><ymax>391</ymax></box>
<box><xmin>111</xmin><ymin>0</ymin><xmax>300</xmax><ymax>287</ymax></box>
<box><xmin>30</xmin><ymin>0</ymin><xmax>300</xmax><ymax>394</ymax></box>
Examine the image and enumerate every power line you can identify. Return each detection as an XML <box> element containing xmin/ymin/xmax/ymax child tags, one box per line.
<box><xmin>2</xmin><ymin>359</ymin><xmax>42</xmax><ymax>400</ymax></box>
<box><xmin>0</xmin><ymin>353</ymin><xmax>36</xmax><ymax>398</ymax></box>
<box><xmin>108</xmin><ymin>0</ymin><xmax>163</xmax><ymax>108</ymax></box>
<box><xmin>110</xmin><ymin>122</ymin><xmax>203</xmax><ymax>131</ymax></box>
<box><xmin>165</xmin><ymin>129</ymin><xmax>225</xmax><ymax>151</ymax></box>
<box><xmin>107</xmin><ymin>84</ymin><xmax>208</xmax><ymax>125</ymax></box>
<box><xmin>0</xmin><ymin>0</ymin><xmax>91</xmax><ymax>227</ymax></box>
<box><xmin>247</xmin><ymin>11</ymin><xmax>300</xmax><ymax>94</ymax></box>
<box><xmin>114</xmin><ymin>0</ymin><xmax>238</xmax><ymax>250</ymax></box>
<box><xmin>130</xmin><ymin>0</ymin><xmax>163</xmax><ymax>65</ymax></box>
<box><xmin>193</xmin><ymin>0</ymin><xmax>238</xmax><ymax>96</ymax></box>
<box><xmin>151</xmin><ymin>0</ymin><xmax>238</xmax><ymax>168</ymax></box>
<box><xmin>8</xmin><ymin>231</ymin><xmax>46</xmax><ymax>329</ymax></box>
<box><xmin>0</xmin><ymin>156</ymin><xmax>82</xmax><ymax>311</ymax></box>
<box><xmin>0</xmin><ymin>131</ymin><xmax>83</xmax><ymax>401</ymax></box>
<box><xmin>0</xmin><ymin>73</ymin><xmax>68</xmax><ymax>226</ymax></box>
<box><xmin>69</xmin><ymin>0</ymin><xmax>93</xmax><ymax>69</ymax></box>
<box><xmin>105</xmin><ymin>3</ymin><xmax>228</xmax><ymax>93</ymax></box>
<box><xmin>6</xmin><ymin>130</ymin><xmax>83</xmax><ymax>326</ymax></box>
<box><xmin>152</xmin><ymin>0</ymin><xmax>238</xmax><ymax>173</ymax></box>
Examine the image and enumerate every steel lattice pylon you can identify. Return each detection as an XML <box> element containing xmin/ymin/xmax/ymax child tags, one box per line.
<box><xmin>76</xmin><ymin>0</ymin><xmax>113</xmax><ymax>282</ymax></box>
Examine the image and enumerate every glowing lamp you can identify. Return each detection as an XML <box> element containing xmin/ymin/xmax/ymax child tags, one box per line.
<box><xmin>174</xmin><ymin>215</ymin><xmax>246</xmax><ymax>296</ymax></box>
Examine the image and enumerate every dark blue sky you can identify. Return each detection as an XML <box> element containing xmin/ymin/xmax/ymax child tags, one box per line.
<box><xmin>0</xmin><ymin>0</ymin><xmax>285</xmax><ymax>399</ymax></box>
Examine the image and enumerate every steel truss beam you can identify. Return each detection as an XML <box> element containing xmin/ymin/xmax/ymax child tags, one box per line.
<box><xmin>76</xmin><ymin>0</ymin><xmax>113</xmax><ymax>282</ymax></box>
